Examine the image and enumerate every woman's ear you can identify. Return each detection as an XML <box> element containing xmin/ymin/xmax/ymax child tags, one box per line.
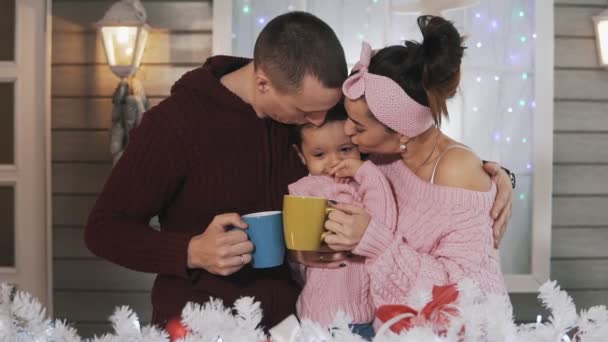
<box><xmin>292</xmin><ymin>144</ymin><xmax>307</xmax><ymax>165</ymax></box>
<box><xmin>398</xmin><ymin>135</ymin><xmax>411</xmax><ymax>153</ymax></box>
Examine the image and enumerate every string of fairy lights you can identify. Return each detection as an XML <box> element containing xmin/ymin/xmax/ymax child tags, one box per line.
<box><xmin>450</xmin><ymin>2</ymin><xmax>535</xmax><ymax>206</ymax></box>
<box><xmin>235</xmin><ymin>0</ymin><xmax>535</xmax><ymax>202</ymax></box>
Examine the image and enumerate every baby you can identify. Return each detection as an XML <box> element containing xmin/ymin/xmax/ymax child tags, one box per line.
<box><xmin>287</xmin><ymin>102</ymin><xmax>397</xmax><ymax>340</ymax></box>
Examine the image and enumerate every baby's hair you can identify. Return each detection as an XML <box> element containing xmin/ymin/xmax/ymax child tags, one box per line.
<box><xmin>289</xmin><ymin>100</ymin><xmax>348</xmax><ymax>149</ymax></box>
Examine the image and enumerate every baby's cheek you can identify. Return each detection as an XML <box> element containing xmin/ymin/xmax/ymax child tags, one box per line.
<box><xmin>308</xmin><ymin>161</ymin><xmax>327</xmax><ymax>176</ymax></box>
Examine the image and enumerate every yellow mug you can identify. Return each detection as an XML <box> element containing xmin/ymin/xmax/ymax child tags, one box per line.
<box><xmin>283</xmin><ymin>195</ymin><xmax>335</xmax><ymax>251</ymax></box>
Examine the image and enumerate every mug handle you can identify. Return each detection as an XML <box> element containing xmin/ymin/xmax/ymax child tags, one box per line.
<box><xmin>320</xmin><ymin>207</ymin><xmax>337</xmax><ymax>241</ymax></box>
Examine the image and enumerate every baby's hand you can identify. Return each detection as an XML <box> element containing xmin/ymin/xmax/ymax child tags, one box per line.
<box><xmin>329</xmin><ymin>159</ymin><xmax>365</xmax><ymax>182</ymax></box>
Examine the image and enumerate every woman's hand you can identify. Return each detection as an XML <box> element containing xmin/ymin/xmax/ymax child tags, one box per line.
<box><xmin>323</xmin><ymin>203</ymin><xmax>371</xmax><ymax>251</ymax></box>
<box><xmin>483</xmin><ymin>161</ymin><xmax>513</xmax><ymax>248</ymax></box>
<box><xmin>287</xmin><ymin>248</ymin><xmax>350</xmax><ymax>268</ymax></box>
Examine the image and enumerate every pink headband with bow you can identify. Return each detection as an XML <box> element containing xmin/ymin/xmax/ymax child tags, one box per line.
<box><xmin>342</xmin><ymin>42</ymin><xmax>435</xmax><ymax>138</ymax></box>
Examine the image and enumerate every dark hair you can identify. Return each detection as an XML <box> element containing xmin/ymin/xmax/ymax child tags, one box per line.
<box><xmin>367</xmin><ymin>15</ymin><xmax>465</xmax><ymax>126</ymax></box>
<box><xmin>290</xmin><ymin>100</ymin><xmax>348</xmax><ymax>149</ymax></box>
<box><xmin>254</xmin><ymin>11</ymin><xmax>348</xmax><ymax>93</ymax></box>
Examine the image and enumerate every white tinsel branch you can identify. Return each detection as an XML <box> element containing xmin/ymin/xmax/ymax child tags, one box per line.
<box><xmin>575</xmin><ymin>305</ymin><xmax>608</xmax><ymax>342</ymax></box>
<box><xmin>48</xmin><ymin>320</ymin><xmax>82</xmax><ymax>342</ymax></box>
<box><xmin>178</xmin><ymin>297</ymin><xmax>266</xmax><ymax>342</ymax></box>
<box><xmin>1</xmin><ymin>280</ymin><xmax>608</xmax><ymax>341</ymax></box>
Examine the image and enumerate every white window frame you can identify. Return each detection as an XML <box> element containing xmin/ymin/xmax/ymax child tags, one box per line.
<box><xmin>0</xmin><ymin>0</ymin><xmax>52</xmax><ymax>308</ymax></box>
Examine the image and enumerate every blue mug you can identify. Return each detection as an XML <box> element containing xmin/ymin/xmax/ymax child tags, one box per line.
<box><xmin>241</xmin><ymin>211</ymin><xmax>285</xmax><ymax>268</ymax></box>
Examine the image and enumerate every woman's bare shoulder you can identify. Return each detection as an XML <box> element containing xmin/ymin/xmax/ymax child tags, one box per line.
<box><xmin>433</xmin><ymin>146</ymin><xmax>492</xmax><ymax>192</ymax></box>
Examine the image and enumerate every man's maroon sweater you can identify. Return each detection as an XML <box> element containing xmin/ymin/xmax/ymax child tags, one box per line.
<box><xmin>85</xmin><ymin>56</ymin><xmax>307</xmax><ymax>328</ymax></box>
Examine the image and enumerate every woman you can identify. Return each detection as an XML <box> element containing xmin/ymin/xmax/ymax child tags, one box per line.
<box><xmin>324</xmin><ymin>15</ymin><xmax>508</xmax><ymax>328</ymax></box>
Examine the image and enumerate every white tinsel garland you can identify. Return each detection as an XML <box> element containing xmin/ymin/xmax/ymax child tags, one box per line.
<box><xmin>1</xmin><ymin>280</ymin><xmax>607</xmax><ymax>342</ymax></box>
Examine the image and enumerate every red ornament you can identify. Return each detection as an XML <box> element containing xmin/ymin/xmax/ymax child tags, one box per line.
<box><xmin>165</xmin><ymin>316</ymin><xmax>189</xmax><ymax>341</ymax></box>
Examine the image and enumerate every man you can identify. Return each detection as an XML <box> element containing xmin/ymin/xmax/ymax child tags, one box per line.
<box><xmin>85</xmin><ymin>11</ymin><xmax>513</xmax><ymax>329</ymax></box>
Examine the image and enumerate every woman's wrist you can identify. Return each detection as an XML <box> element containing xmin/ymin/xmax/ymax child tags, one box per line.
<box><xmin>352</xmin><ymin>217</ymin><xmax>394</xmax><ymax>259</ymax></box>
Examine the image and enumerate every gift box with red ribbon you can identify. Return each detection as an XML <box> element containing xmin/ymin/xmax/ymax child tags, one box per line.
<box><xmin>377</xmin><ymin>283</ymin><xmax>460</xmax><ymax>335</ymax></box>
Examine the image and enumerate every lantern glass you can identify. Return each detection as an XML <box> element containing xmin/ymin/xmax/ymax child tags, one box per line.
<box><xmin>100</xmin><ymin>25</ymin><xmax>148</xmax><ymax>78</ymax></box>
<box><xmin>596</xmin><ymin>19</ymin><xmax>608</xmax><ymax>66</ymax></box>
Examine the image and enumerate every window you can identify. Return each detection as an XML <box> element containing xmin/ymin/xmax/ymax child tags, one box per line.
<box><xmin>214</xmin><ymin>0</ymin><xmax>553</xmax><ymax>292</ymax></box>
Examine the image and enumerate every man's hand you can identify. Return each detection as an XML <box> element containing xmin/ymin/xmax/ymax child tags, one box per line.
<box><xmin>187</xmin><ymin>213</ymin><xmax>254</xmax><ymax>276</ymax></box>
<box><xmin>483</xmin><ymin>162</ymin><xmax>513</xmax><ymax>247</ymax></box>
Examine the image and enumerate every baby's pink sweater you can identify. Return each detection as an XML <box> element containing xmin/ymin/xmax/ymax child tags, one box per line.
<box><xmin>353</xmin><ymin>157</ymin><xmax>507</xmax><ymax>329</ymax></box>
<box><xmin>288</xmin><ymin>161</ymin><xmax>398</xmax><ymax>325</ymax></box>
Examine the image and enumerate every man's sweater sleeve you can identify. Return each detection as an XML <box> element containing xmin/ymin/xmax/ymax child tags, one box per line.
<box><xmin>84</xmin><ymin>94</ymin><xmax>197</xmax><ymax>279</ymax></box>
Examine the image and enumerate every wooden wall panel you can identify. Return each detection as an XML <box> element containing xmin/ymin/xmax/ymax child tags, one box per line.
<box><xmin>555</xmin><ymin>7</ymin><xmax>605</xmax><ymax>38</ymax></box>
<box><xmin>555</xmin><ymin>38</ymin><xmax>599</xmax><ymax>68</ymax></box>
<box><xmin>54</xmin><ymin>260</ymin><xmax>156</xmax><ymax>291</ymax></box>
<box><xmin>51</xmin><ymin>2</ymin><xmax>212</xmax><ymax>336</ymax></box>
<box><xmin>553</xmin><ymin>197</ymin><xmax>608</xmax><ymax>227</ymax></box>
<box><xmin>555</xmin><ymin>0</ymin><xmax>608</xmax><ymax>5</ymax></box>
<box><xmin>554</xmin><ymin>133</ymin><xmax>608</xmax><ymax>163</ymax></box>
<box><xmin>53</xmin><ymin>2</ymin><xmax>212</xmax><ymax>33</ymax></box>
<box><xmin>54</xmin><ymin>228</ymin><xmax>94</xmax><ymax>258</ymax></box>
<box><xmin>52</xmin><ymin>65</ymin><xmax>193</xmax><ymax>97</ymax></box>
<box><xmin>52</xmin><ymin>163</ymin><xmax>111</xmax><ymax>194</ymax></box>
<box><xmin>52</xmin><ymin>132</ymin><xmax>110</xmax><ymax>162</ymax></box>
<box><xmin>554</xmin><ymin>165</ymin><xmax>608</xmax><ymax>195</ymax></box>
<box><xmin>53</xmin><ymin>195</ymin><xmax>97</xmax><ymax>226</ymax></box>
<box><xmin>552</xmin><ymin>228</ymin><xmax>608</xmax><ymax>258</ymax></box>
<box><xmin>554</xmin><ymin>101</ymin><xmax>608</xmax><ymax>132</ymax></box>
<box><xmin>53</xmin><ymin>31</ymin><xmax>211</xmax><ymax>65</ymax></box>
<box><xmin>550</xmin><ymin>3</ymin><xmax>608</xmax><ymax>321</ymax></box>
<box><xmin>52</xmin><ymin>98</ymin><xmax>163</xmax><ymax>130</ymax></box>
<box><xmin>54</xmin><ymin>291</ymin><xmax>152</xmax><ymax>322</ymax></box>
<box><xmin>555</xmin><ymin>70</ymin><xmax>608</xmax><ymax>101</ymax></box>
<box><xmin>551</xmin><ymin>259</ymin><xmax>608</xmax><ymax>289</ymax></box>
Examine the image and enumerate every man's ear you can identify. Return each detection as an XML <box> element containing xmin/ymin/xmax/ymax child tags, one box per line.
<box><xmin>255</xmin><ymin>69</ymin><xmax>271</xmax><ymax>94</ymax></box>
<box><xmin>292</xmin><ymin>144</ymin><xmax>306</xmax><ymax>165</ymax></box>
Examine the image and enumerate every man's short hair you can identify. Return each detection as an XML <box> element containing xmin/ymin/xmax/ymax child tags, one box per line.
<box><xmin>289</xmin><ymin>99</ymin><xmax>348</xmax><ymax>149</ymax></box>
<box><xmin>253</xmin><ymin>11</ymin><xmax>347</xmax><ymax>93</ymax></box>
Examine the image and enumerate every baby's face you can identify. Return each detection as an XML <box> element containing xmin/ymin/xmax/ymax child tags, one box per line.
<box><xmin>298</xmin><ymin>120</ymin><xmax>361</xmax><ymax>176</ymax></box>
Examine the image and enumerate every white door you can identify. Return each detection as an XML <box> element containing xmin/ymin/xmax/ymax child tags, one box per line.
<box><xmin>0</xmin><ymin>0</ymin><xmax>51</xmax><ymax>307</ymax></box>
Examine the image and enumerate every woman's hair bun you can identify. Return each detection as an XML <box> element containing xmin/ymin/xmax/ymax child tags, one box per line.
<box><xmin>419</xmin><ymin>15</ymin><xmax>465</xmax><ymax>88</ymax></box>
